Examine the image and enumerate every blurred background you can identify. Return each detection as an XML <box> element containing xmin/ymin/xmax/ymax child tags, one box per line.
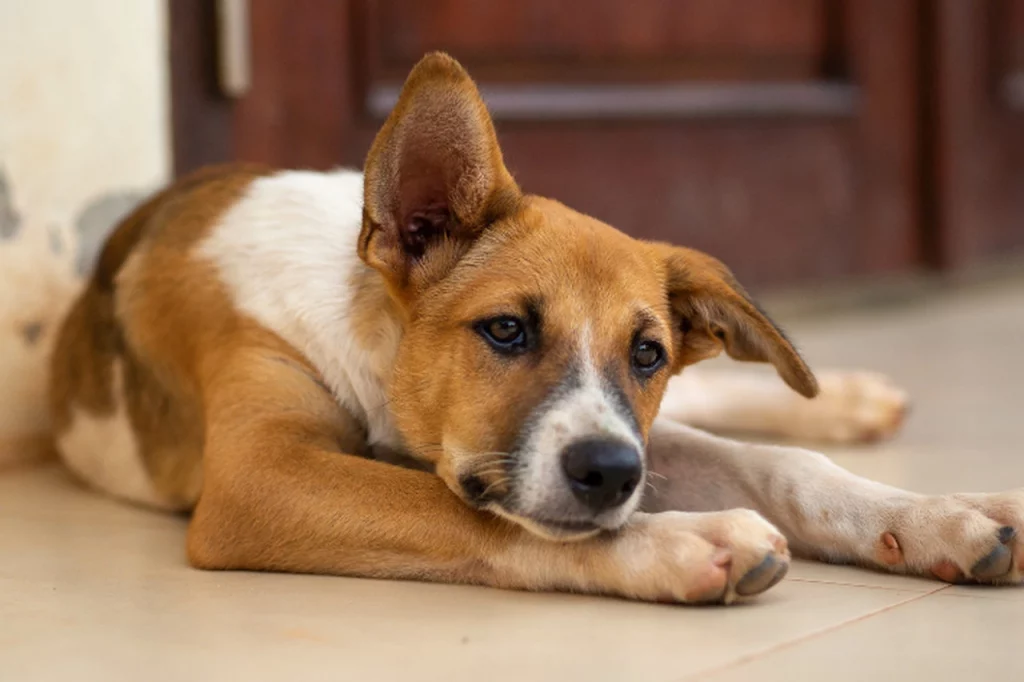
<box><xmin>1</xmin><ymin>0</ymin><xmax>1022</xmax><ymax>465</ymax></box>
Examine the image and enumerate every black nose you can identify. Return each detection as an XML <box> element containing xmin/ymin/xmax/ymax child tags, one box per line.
<box><xmin>561</xmin><ymin>438</ymin><xmax>643</xmax><ymax>513</ymax></box>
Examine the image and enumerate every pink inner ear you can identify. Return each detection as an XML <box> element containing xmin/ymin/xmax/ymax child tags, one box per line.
<box><xmin>402</xmin><ymin>206</ymin><xmax>450</xmax><ymax>260</ymax></box>
<box><xmin>396</xmin><ymin>130</ymin><xmax>480</xmax><ymax>258</ymax></box>
<box><xmin>396</xmin><ymin>151</ymin><xmax>453</xmax><ymax>259</ymax></box>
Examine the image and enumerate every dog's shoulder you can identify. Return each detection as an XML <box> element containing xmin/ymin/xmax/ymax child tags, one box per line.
<box><xmin>197</xmin><ymin>168</ymin><xmax>404</xmax><ymax>449</ymax></box>
<box><xmin>197</xmin><ymin>167</ymin><xmax>366</xmax><ymax>311</ymax></box>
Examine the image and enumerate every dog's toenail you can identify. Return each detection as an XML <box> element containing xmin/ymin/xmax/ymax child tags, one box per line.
<box><xmin>997</xmin><ymin>526</ymin><xmax>1017</xmax><ymax>545</ymax></box>
<box><xmin>763</xmin><ymin>561</ymin><xmax>789</xmax><ymax>592</ymax></box>
<box><xmin>930</xmin><ymin>560</ymin><xmax>963</xmax><ymax>583</ymax></box>
<box><xmin>971</xmin><ymin>544</ymin><xmax>1013</xmax><ymax>580</ymax></box>
<box><xmin>735</xmin><ymin>555</ymin><xmax>785</xmax><ymax>596</ymax></box>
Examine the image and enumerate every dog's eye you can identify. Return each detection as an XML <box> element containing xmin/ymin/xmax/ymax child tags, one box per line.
<box><xmin>477</xmin><ymin>316</ymin><xmax>527</xmax><ymax>353</ymax></box>
<box><xmin>632</xmin><ymin>340</ymin><xmax>665</xmax><ymax>376</ymax></box>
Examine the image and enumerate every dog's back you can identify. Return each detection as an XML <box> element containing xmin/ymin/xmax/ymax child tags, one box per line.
<box><xmin>49</xmin><ymin>165</ymin><xmax>269</xmax><ymax>509</ymax></box>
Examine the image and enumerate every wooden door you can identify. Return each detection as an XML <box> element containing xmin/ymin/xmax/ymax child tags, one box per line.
<box><xmin>931</xmin><ymin>0</ymin><xmax>1024</xmax><ymax>268</ymax></box>
<box><xmin>171</xmin><ymin>0</ymin><xmax>923</xmax><ymax>287</ymax></box>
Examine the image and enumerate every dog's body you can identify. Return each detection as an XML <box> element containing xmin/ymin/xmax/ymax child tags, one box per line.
<box><xmin>49</xmin><ymin>54</ymin><xmax>1023</xmax><ymax>603</ymax></box>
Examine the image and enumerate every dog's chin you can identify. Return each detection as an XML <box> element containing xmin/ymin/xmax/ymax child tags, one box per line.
<box><xmin>484</xmin><ymin>503</ymin><xmax>614</xmax><ymax>542</ymax></box>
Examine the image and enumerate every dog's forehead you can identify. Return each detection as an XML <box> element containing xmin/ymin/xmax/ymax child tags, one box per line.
<box><xmin>461</xmin><ymin>197</ymin><xmax>667</xmax><ymax>316</ymax></box>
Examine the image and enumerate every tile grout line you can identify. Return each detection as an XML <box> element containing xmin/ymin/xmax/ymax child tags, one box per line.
<box><xmin>787</xmin><ymin>577</ymin><xmax>937</xmax><ymax>592</ymax></box>
<box><xmin>929</xmin><ymin>588</ymin><xmax>1024</xmax><ymax>603</ymax></box>
<box><xmin>675</xmin><ymin>584</ymin><xmax>951</xmax><ymax>682</ymax></box>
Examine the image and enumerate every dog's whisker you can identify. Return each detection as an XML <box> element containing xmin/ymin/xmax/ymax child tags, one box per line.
<box><xmin>469</xmin><ymin>468</ymin><xmax>510</xmax><ymax>479</ymax></box>
<box><xmin>475</xmin><ymin>460</ymin><xmax>516</xmax><ymax>471</ymax></box>
<box><xmin>473</xmin><ymin>459</ymin><xmax>512</xmax><ymax>468</ymax></box>
<box><xmin>480</xmin><ymin>478</ymin><xmax>511</xmax><ymax>498</ymax></box>
<box><xmin>475</xmin><ymin>451</ymin><xmax>515</xmax><ymax>460</ymax></box>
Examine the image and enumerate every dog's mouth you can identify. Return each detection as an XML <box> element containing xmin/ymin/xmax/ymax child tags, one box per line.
<box><xmin>485</xmin><ymin>503</ymin><xmax>605</xmax><ymax>542</ymax></box>
<box><xmin>456</xmin><ymin>474</ymin><xmax>604</xmax><ymax>540</ymax></box>
<box><xmin>452</xmin><ymin>452</ymin><xmax>636</xmax><ymax>542</ymax></box>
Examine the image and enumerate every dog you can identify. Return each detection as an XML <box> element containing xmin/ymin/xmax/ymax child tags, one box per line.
<box><xmin>48</xmin><ymin>53</ymin><xmax>1022</xmax><ymax>604</ymax></box>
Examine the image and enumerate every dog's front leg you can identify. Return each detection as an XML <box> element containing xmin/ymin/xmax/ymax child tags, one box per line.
<box><xmin>645</xmin><ymin>419</ymin><xmax>1024</xmax><ymax>584</ymax></box>
<box><xmin>187</xmin><ymin>352</ymin><xmax>763</xmax><ymax>603</ymax></box>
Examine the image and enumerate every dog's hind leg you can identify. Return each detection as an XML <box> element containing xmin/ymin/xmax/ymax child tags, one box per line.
<box><xmin>658</xmin><ymin>367</ymin><xmax>909</xmax><ymax>444</ymax></box>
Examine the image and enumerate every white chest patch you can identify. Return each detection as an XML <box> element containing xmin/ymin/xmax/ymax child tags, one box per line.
<box><xmin>197</xmin><ymin>169</ymin><xmax>403</xmax><ymax>449</ymax></box>
<box><xmin>57</xmin><ymin>361</ymin><xmax>171</xmax><ymax>509</ymax></box>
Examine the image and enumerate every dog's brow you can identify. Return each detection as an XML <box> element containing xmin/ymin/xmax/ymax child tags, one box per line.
<box><xmin>633</xmin><ymin>308</ymin><xmax>665</xmax><ymax>335</ymax></box>
<box><xmin>522</xmin><ymin>295</ymin><xmax>544</xmax><ymax>323</ymax></box>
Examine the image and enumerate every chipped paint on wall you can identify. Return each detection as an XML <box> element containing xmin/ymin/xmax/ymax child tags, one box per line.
<box><xmin>19</xmin><ymin>320</ymin><xmax>44</xmax><ymax>346</ymax></box>
<box><xmin>0</xmin><ymin>0</ymin><xmax>169</xmax><ymax>466</ymax></box>
<box><xmin>0</xmin><ymin>169</ymin><xmax>21</xmax><ymax>240</ymax></box>
<box><xmin>0</xmin><ymin>173</ymin><xmax>156</xmax><ymax>465</ymax></box>
<box><xmin>75</xmin><ymin>191</ymin><xmax>145</xmax><ymax>275</ymax></box>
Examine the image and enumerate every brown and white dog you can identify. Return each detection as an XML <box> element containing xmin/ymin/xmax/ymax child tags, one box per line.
<box><xmin>49</xmin><ymin>53</ymin><xmax>1022</xmax><ymax>603</ymax></box>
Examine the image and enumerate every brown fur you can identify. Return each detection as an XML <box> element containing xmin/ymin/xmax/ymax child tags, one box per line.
<box><xmin>48</xmin><ymin>54</ymin><xmax>823</xmax><ymax>603</ymax></box>
<box><xmin>357</xmin><ymin>55</ymin><xmax>814</xmax><ymax>501</ymax></box>
<box><xmin>50</xmin><ymin>164</ymin><xmax>274</xmax><ymax>506</ymax></box>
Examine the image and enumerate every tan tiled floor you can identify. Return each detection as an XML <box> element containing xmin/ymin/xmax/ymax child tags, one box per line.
<box><xmin>2</xmin><ymin>280</ymin><xmax>1023</xmax><ymax>681</ymax></box>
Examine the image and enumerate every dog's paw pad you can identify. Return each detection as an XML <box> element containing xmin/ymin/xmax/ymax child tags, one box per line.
<box><xmin>930</xmin><ymin>560</ymin><xmax>964</xmax><ymax>583</ymax></box>
<box><xmin>682</xmin><ymin>552</ymin><xmax>732</xmax><ymax>604</ymax></box>
<box><xmin>876</xmin><ymin>531</ymin><xmax>904</xmax><ymax>566</ymax></box>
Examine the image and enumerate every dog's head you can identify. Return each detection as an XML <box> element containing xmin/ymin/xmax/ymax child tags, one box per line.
<box><xmin>359</xmin><ymin>53</ymin><xmax>818</xmax><ymax>540</ymax></box>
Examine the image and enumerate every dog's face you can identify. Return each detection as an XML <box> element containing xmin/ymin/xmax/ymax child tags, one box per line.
<box><xmin>359</xmin><ymin>53</ymin><xmax>818</xmax><ymax>540</ymax></box>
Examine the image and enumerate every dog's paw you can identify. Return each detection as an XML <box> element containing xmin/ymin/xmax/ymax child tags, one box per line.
<box><xmin>690</xmin><ymin>508</ymin><xmax>792</xmax><ymax>600</ymax></box>
<box><xmin>616</xmin><ymin>510</ymin><xmax>790</xmax><ymax>604</ymax></box>
<box><xmin>875</xmin><ymin>490</ymin><xmax>1024</xmax><ymax>584</ymax></box>
<box><xmin>792</xmin><ymin>371</ymin><xmax>909</xmax><ymax>444</ymax></box>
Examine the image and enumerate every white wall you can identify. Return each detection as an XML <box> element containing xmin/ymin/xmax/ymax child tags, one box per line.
<box><xmin>0</xmin><ymin>0</ymin><xmax>171</xmax><ymax>465</ymax></box>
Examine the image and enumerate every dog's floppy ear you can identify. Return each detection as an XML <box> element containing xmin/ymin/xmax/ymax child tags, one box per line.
<box><xmin>359</xmin><ymin>52</ymin><xmax>521</xmax><ymax>293</ymax></box>
<box><xmin>658</xmin><ymin>245</ymin><xmax>819</xmax><ymax>398</ymax></box>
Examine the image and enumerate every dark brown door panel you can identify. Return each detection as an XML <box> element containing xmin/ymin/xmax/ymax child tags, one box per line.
<box><xmin>172</xmin><ymin>0</ymin><xmax>924</xmax><ymax>286</ymax></box>
<box><xmin>932</xmin><ymin>0</ymin><xmax>1024</xmax><ymax>267</ymax></box>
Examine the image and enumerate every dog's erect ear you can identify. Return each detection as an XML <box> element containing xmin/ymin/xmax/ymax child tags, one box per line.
<box><xmin>658</xmin><ymin>245</ymin><xmax>819</xmax><ymax>398</ymax></box>
<box><xmin>359</xmin><ymin>52</ymin><xmax>521</xmax><ymax>292</ymax></box>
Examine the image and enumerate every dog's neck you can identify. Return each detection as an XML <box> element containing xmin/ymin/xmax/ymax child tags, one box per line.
<box><xmin>345</xmin><ymin>260</ymin><xmax>406</xmax><ymax>447</ymax></box>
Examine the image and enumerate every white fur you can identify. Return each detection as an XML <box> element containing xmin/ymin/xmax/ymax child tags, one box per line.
<box><xmin>515</xmin><ymin>323</ymin><xmax>644</xmax><ymax>526</ymax></box>
<box><xmin>58</xmin><ymin>361</ymin><xmax>171</xmax><ymax>509</ymax></box>
<box><xmin>198</xmin><ymin>169</ymin><xmax>404</xmax><ymax>450</ymax></box>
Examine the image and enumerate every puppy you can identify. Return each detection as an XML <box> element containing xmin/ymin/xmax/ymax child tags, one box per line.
<box><xmin>49</xmin><ymin>53</ymin><xmax>1022</xmax><ymax>604</ymax></box>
